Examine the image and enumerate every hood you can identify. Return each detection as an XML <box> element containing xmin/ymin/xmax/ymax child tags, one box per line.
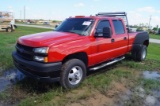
<box><xmin>18</xmin><ymin>31</ymin><xmax>83</xmax><ymax>47</ymax></box>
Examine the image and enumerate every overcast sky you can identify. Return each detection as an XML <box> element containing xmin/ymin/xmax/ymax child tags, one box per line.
<box><xmin>1</xmin><ymin>0</ymin><xmax>160</xmax><ymax>27</ymax></box>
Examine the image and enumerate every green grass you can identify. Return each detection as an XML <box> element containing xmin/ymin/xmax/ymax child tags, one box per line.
<box><xmin>147</xmin><ymin>43</ymin><xmax>160</xmax><ymax>60</ymax></box>
<box><xmin>149</xmin><ymin>34</ymin><xmax>160</xmax><ymax>40</ymax></box>
<box><xmin>141</xmin><ymin>78</ymin><xmax>160</xmax><ymax>92</ymax></box>
<box><xmin>0</xmin><ymin>26</ymin><xmax>51</xmax><ymax>71</ymax></box>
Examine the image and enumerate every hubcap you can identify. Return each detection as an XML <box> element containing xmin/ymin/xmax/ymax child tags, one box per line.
<box><xmin>68</xmin><ymin>66</ymin><xmax>83</xmax><ymax>85</ymax></box>
<box><xmin>142</xmin><ymin>49</ymin><xmax>146</xmax><ymax>59</ymax></box>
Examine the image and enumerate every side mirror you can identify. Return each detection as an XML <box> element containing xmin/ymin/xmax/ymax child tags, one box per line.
<box><xmin>94</xmin><ymin>27</ymin><xmax>112</xmax><ymax>38</ymax></box>
<box><xmin>103</xmin><ymin>27</ymin><xmax>112</xmax><ymax>38</ymax></box>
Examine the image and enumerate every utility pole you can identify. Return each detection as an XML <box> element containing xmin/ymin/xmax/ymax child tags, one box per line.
<box><xmin>148</xmin><ymin>16</ymin><xmax>152</xmax><ymax>29</ymax></box>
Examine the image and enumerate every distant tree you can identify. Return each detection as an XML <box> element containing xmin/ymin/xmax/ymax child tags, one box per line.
<box><xmin>133</xmin><ymin>25</ymin><xmax>139</xmax><ymax>28</ymax></box>
<box><xmin>153</xmin><ymin>27</ymin><xmax>158</xmax><ymax>31</ymax></box>
<box><xmin>137</xmin><ymin>27</ymin><xmax>143</xmax><ymax>31</ymax></box>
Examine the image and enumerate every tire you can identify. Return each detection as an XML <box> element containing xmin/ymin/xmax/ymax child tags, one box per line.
<box><xmin>132</xmin><ymin>45</ymin><xmax>147</xmax><ymax>61</ymax></box>
<box><xmin>60</xmin><ymin>59</ymin><xmax>86</xmax><ymax>89</ymax></box>
<box><xmin>6</xmin><ymin>27</ymin><xmax>12</xmax><ymax>32</ymax></box>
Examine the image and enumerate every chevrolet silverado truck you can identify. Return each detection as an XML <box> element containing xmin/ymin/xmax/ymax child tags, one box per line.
<box><xmin>12</xmin><ymin>12</ymin><xmax>149</xmax><ymax>89</ymax></box>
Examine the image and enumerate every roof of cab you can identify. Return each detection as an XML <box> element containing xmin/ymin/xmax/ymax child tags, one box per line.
<box><xmin>71</xmin><ymin>15</ymin><xmax>122</xmax><ymax>20</ymax></box>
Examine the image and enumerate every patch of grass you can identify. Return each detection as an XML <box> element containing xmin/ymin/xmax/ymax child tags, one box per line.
<box><xmin>149</xmin><ymin>34</ymin><xmax>160</xmax><ymax>40</ymax></box>
<box><xmin>0</xmin><ymin>27</ymin><xmax>51</xmax><ymax>71</ymax></box>
<box><xmin>121</xmin><ymin>60</ymin><xmax>142</xmax><ymax>69</ymax></box>
<box><xmin>125</xmin><ymin>94</ymin><xmax>144</xmax><ymax>106</ymax></box>
<box><xmin>0</xmin><ymin>92</ymin><xmax>10</xmax><ymax>100</ymax></box>
<box><xmin>147</xmin><ymin>43</ymin><xmax>160</xmax><ymax>61</ymax></box>
<box><xmin>141</xmin><ymin>78</ymin><xmax>160</xmax><ymax>93</ymax></box>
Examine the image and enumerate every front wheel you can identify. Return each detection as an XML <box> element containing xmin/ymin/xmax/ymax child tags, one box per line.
<box><xmin>60</xmin><ymin>59</ymin><xmax>86</xmax><ymax>89</ymax></box>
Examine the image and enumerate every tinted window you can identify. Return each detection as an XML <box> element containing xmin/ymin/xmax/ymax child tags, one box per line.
<box><xmin>112</xmin><ymin>20</ymin><xmax>125</xmax><ymax>34</ymax></box>
<box><xmin>96</xmin><ymin>20</ymin><xmax>111</xmax><ymax>33</ymax></box>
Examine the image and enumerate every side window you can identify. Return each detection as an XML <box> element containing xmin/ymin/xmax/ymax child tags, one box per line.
<box><xmin>112</xmin><ymin>20</ymin><xmax>125</xmax><ymax>34</ymax></box>
<box><xmin>96</xmin><ymin>20</ymin><xmax>111</xmax><ymax>34</ymax></box>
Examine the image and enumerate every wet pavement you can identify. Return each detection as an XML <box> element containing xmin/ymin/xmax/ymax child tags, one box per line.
<box><xmin>0</xmin><ymin>69</ymin><xmax>25</xmax><ymax>92</ymax></box>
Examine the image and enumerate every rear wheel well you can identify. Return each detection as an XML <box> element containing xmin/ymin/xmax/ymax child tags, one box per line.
<box><xmin>62</xmin><ymin>52</ymin><xmax>88</xmax><ymax>67</ymax></box>
<box><xmin>143</xmin><ymin>40</ymin><xmax>149</xmax><ymax>47</ymax></box>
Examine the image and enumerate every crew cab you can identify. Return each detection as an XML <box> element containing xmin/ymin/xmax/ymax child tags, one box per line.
<box><xmin>12</xmin><ymin>12</ymin><xmax>149</xmax><ymax>89</ymax></box>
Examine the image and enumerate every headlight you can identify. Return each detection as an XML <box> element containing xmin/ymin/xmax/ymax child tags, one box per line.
<box><xmin>34</xmin><ymin>47</ymin><xmax>48</xmax><ymax>54</ymax></box>
<box><xmin>34</xmin><ymin>56</ymin><xmax>48</xmax><ymax>62</ymax></box>
<box><xmin>33</xmin><ymin>47</ymin><xmax>49</xmax><ymax>62</ymax></box>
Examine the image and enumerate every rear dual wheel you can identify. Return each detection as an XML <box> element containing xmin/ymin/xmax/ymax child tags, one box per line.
<box><xmin>132</xmin><ymin>45</ymin><xmax>147</xmax><ymax>61</ymax></box>
<box><xmin>60</xmin><ymin>59</ymin><xmax>86</xmax><ymax>89</ymax></box>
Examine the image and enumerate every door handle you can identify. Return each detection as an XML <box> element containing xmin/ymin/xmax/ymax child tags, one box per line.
<box><xmin>124</xmin><ymin>37</ymin><xmax>127</xmax><ymax>40</ymax></box>
<box><xmin>111</xmin><ymin>39</ymin><xmax>115</xmax><ymax>42</ymax></box>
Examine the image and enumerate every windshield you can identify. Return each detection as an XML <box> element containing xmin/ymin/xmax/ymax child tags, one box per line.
<box><xmin>55</xmin><ymin>18</ymin><xmax>94</xmax><ymax>36</ymax></box>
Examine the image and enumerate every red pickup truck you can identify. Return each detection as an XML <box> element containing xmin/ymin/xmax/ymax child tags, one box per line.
<box><xmin>12</xmin><ymin>12</ymin><xmax>149</xmax><ymax>89</ymax></box>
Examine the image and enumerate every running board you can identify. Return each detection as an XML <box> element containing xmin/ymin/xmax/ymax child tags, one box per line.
<box><xmin>90</xmin><ymin>56</ymin><xmax>125</xmax><ymax>71</ymax></box>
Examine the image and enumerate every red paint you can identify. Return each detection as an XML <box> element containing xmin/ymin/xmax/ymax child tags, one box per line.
<box><xmin>17</xmin><ymin>16</ymin><xmax>138</xmax><ymax>67</ymax></box>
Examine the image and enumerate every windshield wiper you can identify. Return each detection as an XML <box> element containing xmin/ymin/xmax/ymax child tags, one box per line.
<box><xmin>63</xmin><ymin>30</ymin><xmax>83</xmax><ymax>35</ymax></box>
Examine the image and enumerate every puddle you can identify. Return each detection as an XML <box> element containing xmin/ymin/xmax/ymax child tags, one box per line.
<box><xmin>143</xmin><ymin>71</ymin><xmax>160</xmax><ymax>80</ymax></box>
<box><xmin>114</xmin><ymin>71</ymin><xmax>160</xmax><ymax>106</ymax></box>
<box><xmin>0</xmin><ymin>69</ymin><xmax>25</xmax><ymax>92</ymax></box>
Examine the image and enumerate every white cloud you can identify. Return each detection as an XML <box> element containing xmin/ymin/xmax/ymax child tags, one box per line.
<box><xmin>74</xmin><ymin>3</ymin><xmax>85</xmax><ymax>8</ymax></box>
<box><xmin>126</xmin><ymin>6</ymin><xmax>160</xmax><ymax>27</ymax></box>
<box><xmin>137</xmin><ymin>6</ymin><xmax>157</xmax><ymax>13</ymax></box>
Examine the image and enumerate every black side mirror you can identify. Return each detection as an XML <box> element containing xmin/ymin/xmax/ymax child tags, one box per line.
<box><xmin>103</xmin><ymin>27</ymin><xmax>112</xmax><ymax>38</ymax></box>
<box><xmin>94</xmin><ymin>27</ymin><xmax>111</xmax><ymax>38</ymax></box>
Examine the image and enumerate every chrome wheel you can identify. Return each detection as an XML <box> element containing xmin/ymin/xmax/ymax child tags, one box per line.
<box><xmin>142</xmin><ymin>48</ymin><xmax>146</xmax><ymax>59</ymax></box>
<box><xmin>68</xmin><ymin>66</ymin><xmax>83</xmax><ymax>85</ymax></box>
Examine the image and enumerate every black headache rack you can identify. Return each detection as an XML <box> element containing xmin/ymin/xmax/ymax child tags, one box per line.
<box><xmin>96</xmin><ymin>12</ymin><xmax>129</xmax><ymax>27</ymax></box>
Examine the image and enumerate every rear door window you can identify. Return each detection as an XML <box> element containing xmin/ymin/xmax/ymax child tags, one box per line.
<box><xmin>112</xmin><ymin>20</ymin><xmax>125</xmax><ymax>34</ymax></box>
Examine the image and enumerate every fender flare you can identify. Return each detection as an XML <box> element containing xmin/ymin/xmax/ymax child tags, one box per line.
<box><xmin>131</xmin><ymin>31</ymin><xmax>149</xmax><ymax>53</ymax></box>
